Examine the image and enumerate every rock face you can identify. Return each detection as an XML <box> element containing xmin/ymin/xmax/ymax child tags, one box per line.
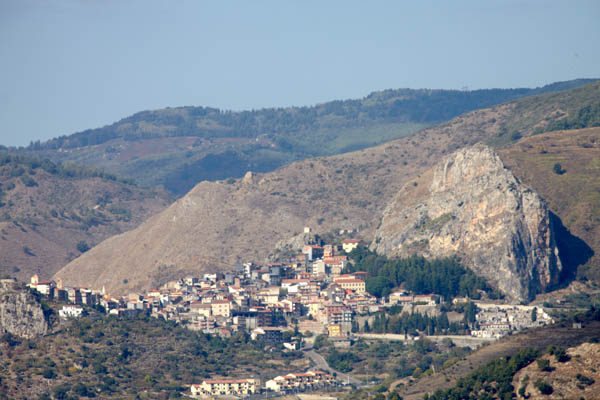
<box><xmin>371</xmin><ymin>145</ymin><xmax>562</xmax><ymax>302</ymax></box>
<box><xmin>0</xmin><ymin>279</ymin><xmax>48</xmax><ymax>339</ymax></box>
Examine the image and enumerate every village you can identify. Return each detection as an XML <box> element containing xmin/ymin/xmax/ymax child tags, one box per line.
<box><xmin>27</xmin><ymin>230</ymin><xmax>554</xmax><ymax>398</ymax></box>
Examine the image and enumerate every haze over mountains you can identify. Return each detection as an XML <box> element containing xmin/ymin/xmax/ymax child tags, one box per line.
<box><xmin>52</xmin><ymin>80</ymin><xmax>600</xmax><ymax>298</ymax></box>
<box><xmin>17</xmin><ymin>79</ymin><xmax>595</xmax><ymax>195</ymax></box>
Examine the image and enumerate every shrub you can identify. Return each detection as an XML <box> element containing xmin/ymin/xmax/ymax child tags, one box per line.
<box><xmin>535</xmin><ymin>379</ymin><xmax>553</xmax><ymax>395</ymax></box>
<box><xmin>77</xmin><ymin>241</ymin><xmax>90</xmax><ymax>253</ymax></box>
<box><xmin>537</xmin><ymin>358</ymin><xmax>552</xmax><ymax>372</ymax></box>
<box><xmin>552</xmin><ymin>163</ymin><xmax>566</xmax><ymax>175</ymax></box>
<box><xmin>576</xmin><ymin>373</ymin><xmax>595</xmax><ymax>386</ymax></box>
<box><xmin>42</xmin><ymin>367</ymin><xmax>56</xmax><ymax>379</ymax></box>
<box><xmin>20</xmin><ymin>175</ymin><xmax>38</xmax><ymax>187</ymax></box>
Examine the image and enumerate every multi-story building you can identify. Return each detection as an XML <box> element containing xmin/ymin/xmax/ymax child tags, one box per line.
<box><xmin>191</xmin><ymin>378</ymin><xmax>259</xmax><ymax>397</ymax></box>
<box><xmin>334</xmin><ymin>279</ymin><xmax>365</xmax><ymax>293</ymax></box>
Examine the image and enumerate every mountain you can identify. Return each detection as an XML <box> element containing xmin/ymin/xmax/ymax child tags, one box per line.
<box><xmin>371</xmin><ymin>145</ymin><xmax>562</xmax><ymax>302</ymax></box>
<box><xmin>0</xmin><ymin>154</ymin><xmax>172</xmax><ymax>282</ymax></box>
<box><xmin>20</xmin><ymin>79</ymin><xmax>596</xmax><ymax>195</ymax></box>
<box><xmin>53</xmin><ymin>81</ymin><xmax>600</xmax><ymax>296</ymax></box>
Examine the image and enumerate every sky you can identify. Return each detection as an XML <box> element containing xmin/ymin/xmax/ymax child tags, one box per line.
<box><xmin>1</xmin><ymin>0</ymin><xmax>599</xmax><ymax>147</ymax></box>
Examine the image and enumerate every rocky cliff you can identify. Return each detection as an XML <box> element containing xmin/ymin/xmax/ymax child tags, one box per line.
<box><xmin>371</xmin><ymin>145</ymin><xmax>563</xmax><ymax>302</ymax></box>
<box><xmin>0</xmin><ymin>279</ymin><xmax>48</xmax><ymax>339</ymax></box>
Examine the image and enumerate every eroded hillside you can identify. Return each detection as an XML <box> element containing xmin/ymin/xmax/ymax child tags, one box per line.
<box><xmin>54</xmin><ymin>82</ymin><xmax>600</xmax><ymax>295</ymax></box>
<box><xmin>0</xmin><ymin>155</ymin><xmax>172</xmax><ymax>281</ymax></box>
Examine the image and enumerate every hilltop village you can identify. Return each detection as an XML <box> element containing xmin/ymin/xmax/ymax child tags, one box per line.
<box><xmin>28</xmin><ymin>230</ymin><xmax>554</xmax><ymax>398</ymax></box>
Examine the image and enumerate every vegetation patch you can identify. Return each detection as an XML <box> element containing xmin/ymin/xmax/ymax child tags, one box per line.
<box><xmin>346</xmin><ymin>248</ymin><xmax>493</xmax><ymax>299</ymax></box>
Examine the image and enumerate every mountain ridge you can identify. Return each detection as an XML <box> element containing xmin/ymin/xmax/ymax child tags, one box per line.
<box><xmin>18</xmin><ymin>79</ymin><xmax>597</xmax><ymax>195</ymax></box>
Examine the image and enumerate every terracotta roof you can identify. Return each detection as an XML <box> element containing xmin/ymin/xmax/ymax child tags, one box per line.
<box><xmin>203</xmin><ymin>379</ymin><xmax>254</xmax><ymax>384</ymax></box>
<box><xmin>335</xmin><ymin>279</ymin><xmax>365</xmax><ymax>284</ymax></box>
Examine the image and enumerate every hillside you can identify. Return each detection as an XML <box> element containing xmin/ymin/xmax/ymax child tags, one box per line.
<box><xmin>0</xmin><ymin>154</ymin><xmax>172</xmax><ymax>282</ymax></box>
<box><xmin>53</xmin><ymin>81</ymin><xmax>600</xmax><ymax>296</ymax></box>
<box><xmin>20</xmin><ymin>79</ymin><xmax>595</xmax><ymax>195</ymax></box>
<box><xmin>499</xmin><ymin>127</ymin><xmax>600</xmax><ymax>282</ymax></box>
<box><xmin>0</xmin><ymin>312</ymin><xmax>308</xmax><ymax>399</ymax></box>
<box><xmin>394</xmin><ymin>313</ymin><xmax>600</xmax><ymax>400</ymax></box>
<box><xmin>512</xmin><ymin>342</ymin><xmax>600</xmax><ymax>400</ymax></box>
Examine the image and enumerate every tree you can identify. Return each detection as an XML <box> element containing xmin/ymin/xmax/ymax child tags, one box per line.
<box><xmin>537</xmin><ymin>358</ymin><xmax>552</xmax><ymax>372</ymax></box>
<box><xmin>531</xmin><ymin>307</ymin><xmax>537</xmax><ymax>322</ymax></box>
<box><xmin>552</xmin><ymin>163</ymin><xmax>565</xmax><ymax>175</ymax></box>
<box><xmin>535</xmin><ymin>379</ymin><xmax>553</xmax><ymax>395</ymax></box>
<box><xmin>363</xmin><ymin>320</ymin><xmax>371</xmax><ymax>333</ymax></box>
<box><xmin>463</xmin><ymin>302</ymin><xmax>477</xmax><ymax>326</ymax></box>
<box><xmin>77</xmin><ymin>241</ymin><xmax>90</xmax><ymax>253</ymax></box>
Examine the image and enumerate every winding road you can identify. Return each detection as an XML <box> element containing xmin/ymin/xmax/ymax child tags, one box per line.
<box><xmin>303</xmin><ymin>349</ymin><xmax>362</xmax><ymax>386</ymax></box>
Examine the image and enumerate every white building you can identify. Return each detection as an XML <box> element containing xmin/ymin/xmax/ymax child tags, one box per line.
<box><xmin>58</xmin><ymin>305</ymin><xmax>83</xmax><ymax>319</ymax></box>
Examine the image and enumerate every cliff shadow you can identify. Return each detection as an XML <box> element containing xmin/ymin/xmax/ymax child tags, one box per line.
<box><xmin>550</xmin><ymin>211</ymin><xmax>594</xmax><ymax>285</ymax></box>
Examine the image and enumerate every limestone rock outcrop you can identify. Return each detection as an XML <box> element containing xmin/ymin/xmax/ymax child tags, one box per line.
<box><xmin>371</xmin><ymin>145</ymin><xmax>562</xmax><ymax>302</ymax></box>
<box><xmin>0</xmin><ymin>279</ymin><xmax>48</xmax><ymax>339</ymax></box>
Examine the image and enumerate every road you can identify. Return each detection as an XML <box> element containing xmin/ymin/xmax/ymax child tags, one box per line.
<box><xmin>355</xmin><ymin>333</ymin><xmax>495</xmax><ymax>349</ymax></box>
<box><xmin>304</xmin><ymin>349</ymin><xmax>362</xmax><ymax>385</ymax></box>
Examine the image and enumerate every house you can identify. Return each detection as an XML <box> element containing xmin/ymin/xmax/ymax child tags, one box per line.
<box><xmin>28</xmin><ymin>275</ymin><xmax>55</xmax><ymax>296</ymax></box>
<box><xmin>67</xmin><ymin>288</ymin><xmax>83</xmax><ymax>304</ymax></box>
<box><xmin>328</xmin><ymin>324</ymin><xmax>342</xmax><ymax>337</ymax></box>
<box><xmin>251</xmin><ymin>327</ymin><xmax>283</xmax><ymax>344</ymax></box>
<box><xmin>323</xmin><ymin>244</ymin><xmax>335</xmax><ymax>257</ymax></box>
<box><xmin>59</xmin><ymin>305</ymin><xmax>83</xmax><ymax>319</ymax></box>
<box><xmin>334</xmin><ymin>279</ymin><xmax>365</xmax><ymax>293</ymax></box>
<box><xmin>334</xmin><ymin>272</ymin><xmax>367</xmax><ymax>282</ymax></box>
<box><xmin>188</xmin><ymin>315</ymin><xmax>216</xmax><ymax>332</ymax></box>
<box><xmin>327</xmin><ymin>308</ymin><xmax>352</xmax><ymax>325</ymax></box>
<box><xmin>265</xmin><ymin>370</ymin><xmax>335</xmax><ymax>392</ymax></box>
<box><xmin>312</xmin><ymin>259</ymin><xmax>326</xmax><ymax>275</ymax></box>
<box><xmin>190</xmin><ymin>301</ymin><xmax>212</xmax><ymax>317</ymax></box>
<box><xmin>391</xmin><ymin>295</ymin><xmax>414</xmax><ymax>306</ymax></box>
<box><xmin>109</xmin><ymin>308</ymin><xmax>140</xmax><ymax>318</ymax></box>
<box><xmin>210</xmin><ymin>300</ymin><xmax>232</xmax><ymax>317</ymax></box>
<box><xmin>342</xmin><ymin>239</ymin><xmax>361</xmax><ymax>253</ymax></box>
<box><xmin>283</xmin><ymin>342</ymin><xmax>298</xmax><ymax>350</ymax></box>
<box><xmin>191</xmin><ymin>378</ymin><xmax>259</xmax><ymax>397</ymax></box>
<box><xmin>302</xmin><ymin>245</ymin><xmax>324</xmax><ymax>260</ymax></box>
<box><xmin>414</xmin><ymin>294</ymin><xmax>438</xmax><ymax>306</ymax></box>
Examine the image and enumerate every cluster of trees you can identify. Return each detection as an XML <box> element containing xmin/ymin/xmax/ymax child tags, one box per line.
<box><xmin>0</xmin><ymin>153</ymin><xmax>134</xmax><ymax>185</ymax></box>
<box><xmin>326</xmin><ymin>348</ymin><xmax>362</xmax><ymax>372</ymax></box>
<box><xmin>25</xmin><ymin>84</ymin><xmax>586</xmax><ymax>151</ymax></box>
<box><xmin>346</xmin><ymin>248</ymin><xmax>492</xmax><ymax>299</ymax></box>
<box><xmin>364</xmin><ymin>310</ymin><xmax>468</xmax><ymax>336</ymax></box>
<box><xmin>544</xmin><ymin>103</ymin><xmax>600</xmax><ymax>132</ymax></box>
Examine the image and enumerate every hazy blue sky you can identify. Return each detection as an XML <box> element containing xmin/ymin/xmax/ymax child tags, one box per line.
<box><xmin>1</xmin><ymin>0</ymin><xmax>599</xmax><ymax>147</ymax></box>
